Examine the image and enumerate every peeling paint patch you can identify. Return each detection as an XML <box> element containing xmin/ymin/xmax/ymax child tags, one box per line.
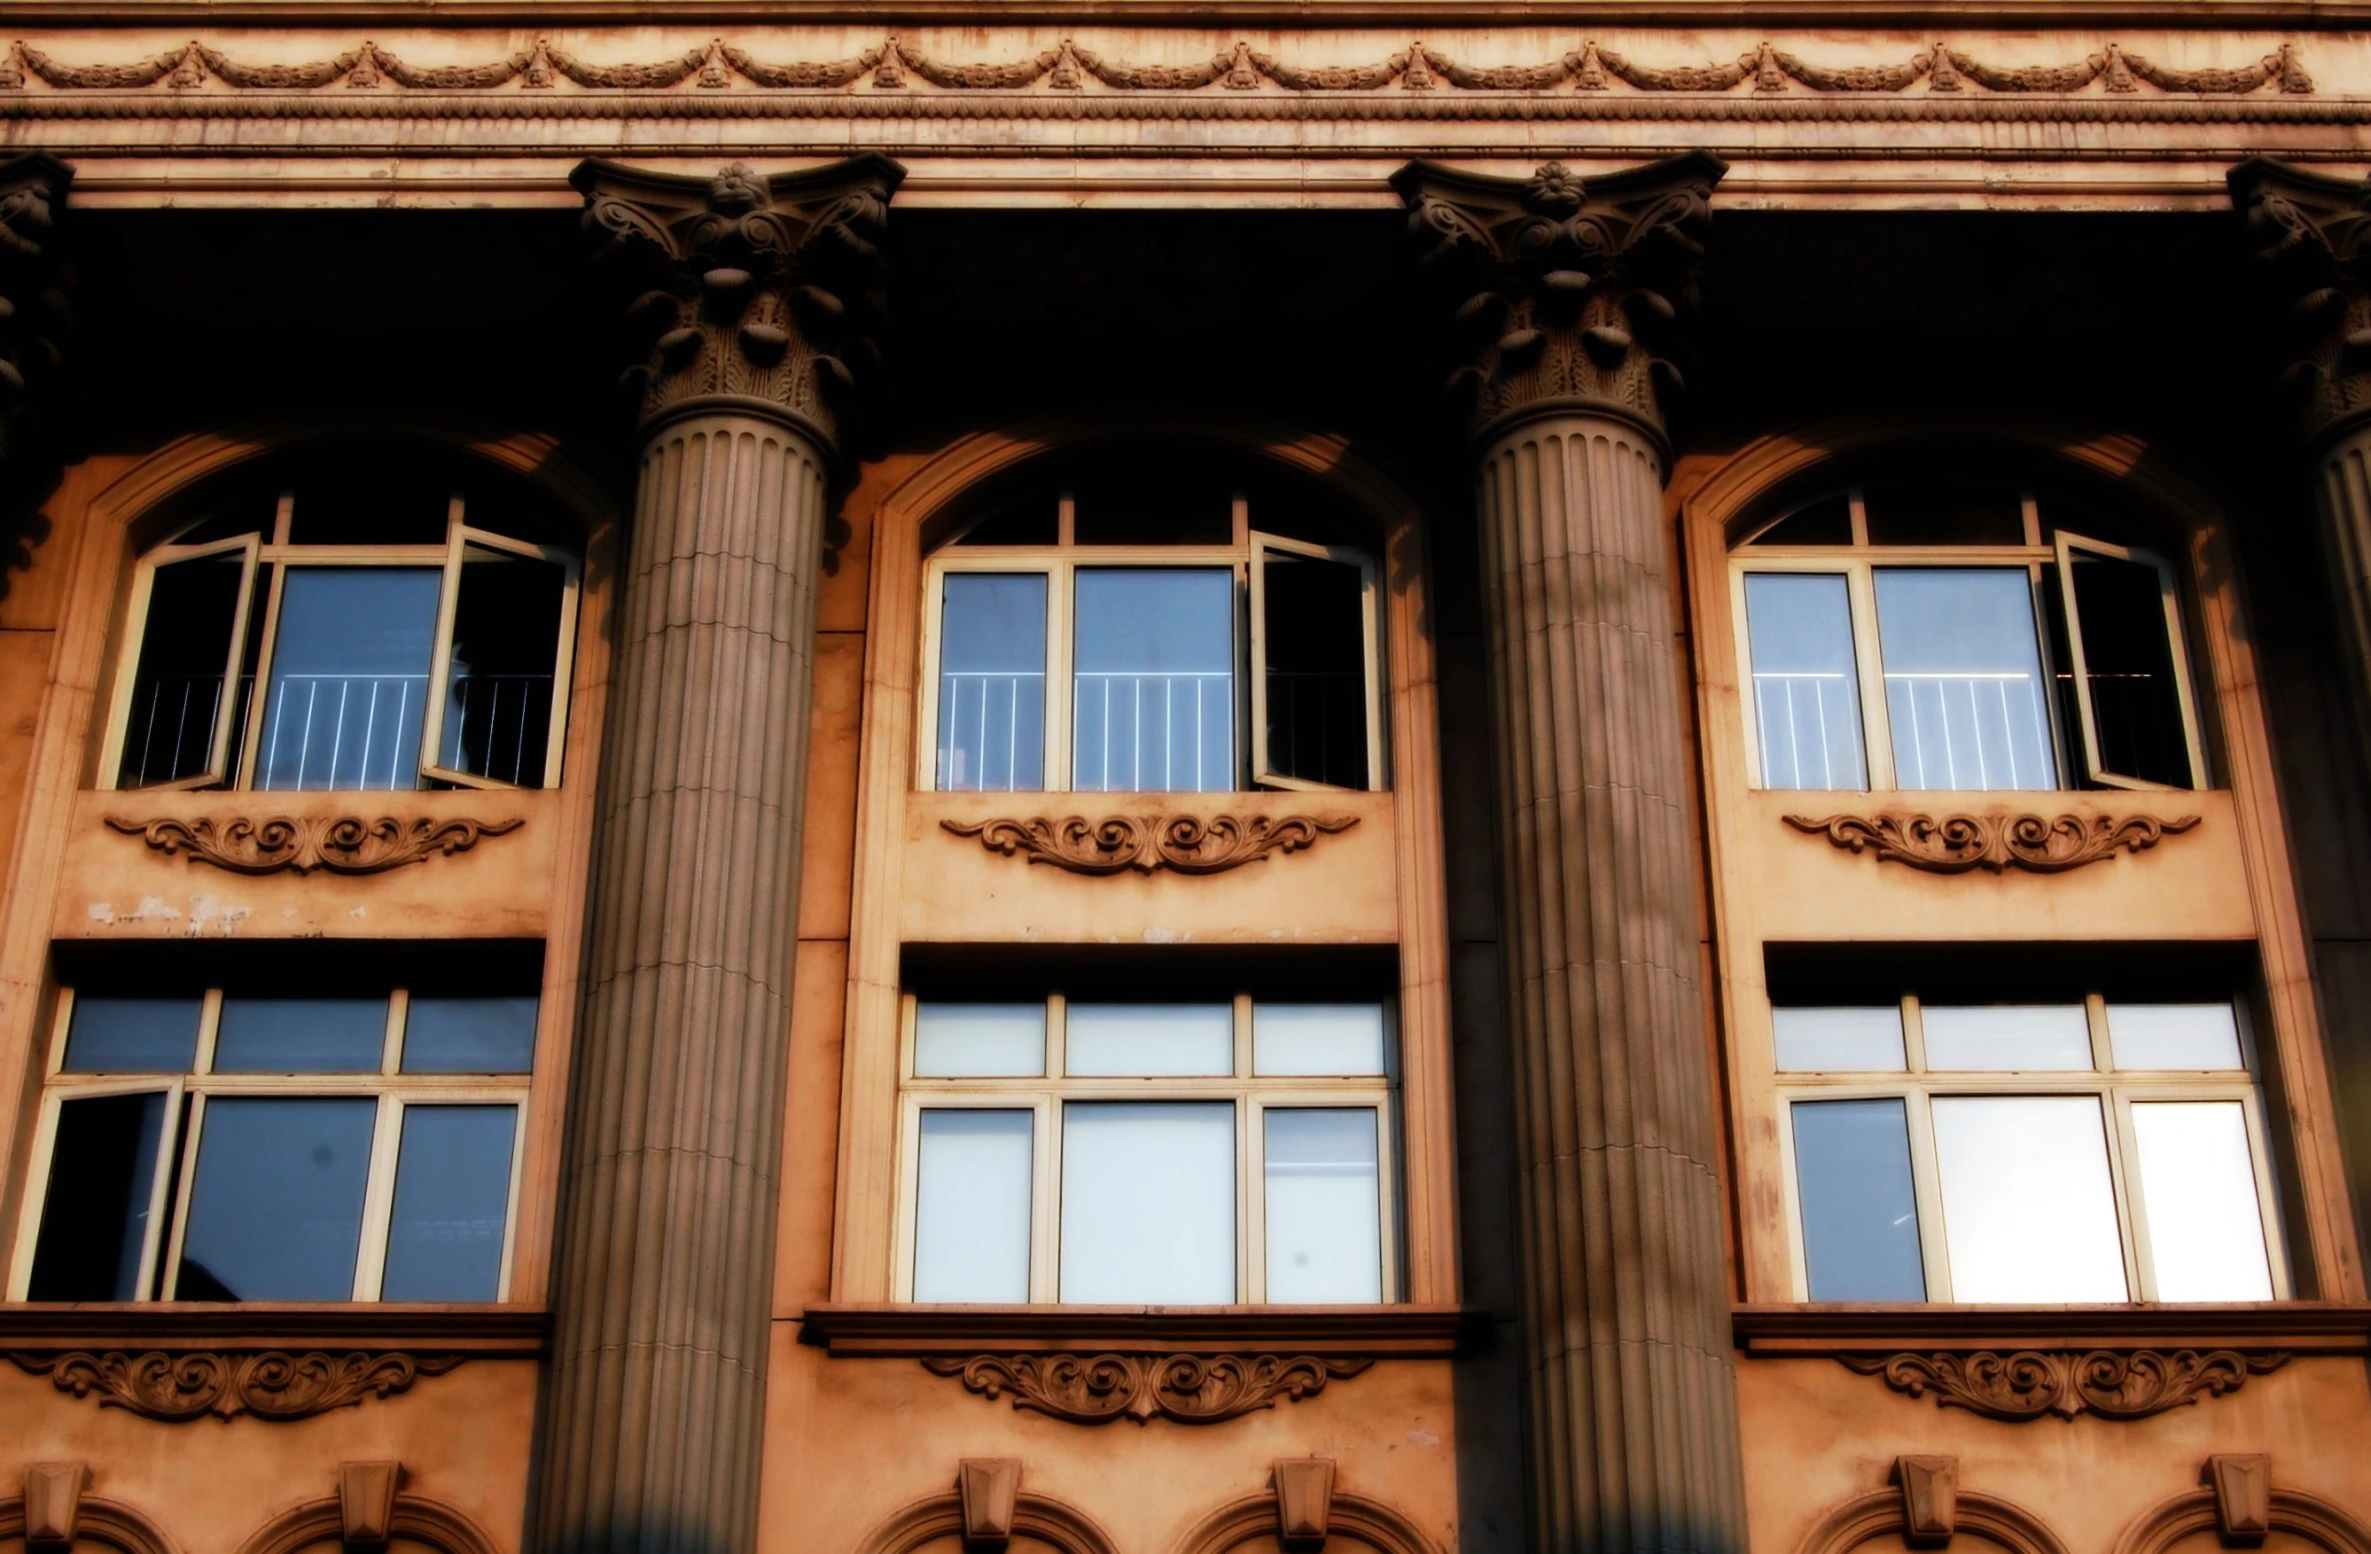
<box><xmin>184</xmin><ymin>896</ymin><xmax>251</xmax><ymax>937</ymax></box>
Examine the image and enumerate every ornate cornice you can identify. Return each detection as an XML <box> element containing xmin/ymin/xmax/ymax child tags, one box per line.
<box><xmin>104</xmin><ymin>814</ymin><xmax>524</xmax><ymax>874</ymax></box>
<box><xmin>1392</xmin><ymin>152</ymin><xmax>1724</xmax><ymax>448</ymax></box>
<box><xmin>571</xmin><ymin>152</ymin><xmax>903</xmax><ymax>449</ymax></box>
<box><xmin>1841</xmin><ymin>1347</ymin><xmax>2287</xmax><ymax>1421</ymax></box>
<box><xmin>940</xmin><ymin>812</ymin><xmax>1357</xmax><ymax>875</ymax></box>
<box><xmin>13</xmin><ymin>1349</ymin><xmax>463</xmax><ymax>1421</ymax></box>
<box><xmin>1781</xmin><ymin>810</ymin><xmax>2201</xmax><ymax>873</ymax></box>
<box><xmin>0</xmin><ymin>150</ymin><xmax>69</xmax><ymax>475</ymax></box>
<box><xmin>2230</xmin><ymin>157</ymin><xmax>2371</xmax><ymax>444</ymax></box>
<box><xmin>921</xmin><ymin>1351</ymin><xmax>1371</xmax><ymax>1424</ymax></box>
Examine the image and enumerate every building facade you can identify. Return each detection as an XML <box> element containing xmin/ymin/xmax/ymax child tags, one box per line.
<box><xmin>0</xmin><ymin>5</ymin><xmax>2366</xmax><ymax>1553</ymax></box>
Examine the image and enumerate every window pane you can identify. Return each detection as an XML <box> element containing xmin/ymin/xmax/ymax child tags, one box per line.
<box><xmin>2108</xmin><ymin>1004</ymin><xmax>2244</xmax><ymax>1071</ymax></box>
<box><xmin>255</xmin><ymin>567</ymin><xmax>441</xmax><ymax>791</ymax></box>
<box><xmin>1874</xmin><ymin>569</ymin><xmax>2055</xmax><ymax>791</ymax></box>
<box><xmin>937</xmin><ymin>574</ymin><xmax>1048</xmax><ymax>793</ymax></box>
<box><xmin>915</xmin><ymin>1004</ymin><xmax>1045</xmax><ymax>1078</ymax></box>
<box><xmin>1931</xmin><ymin>1095</ymin><xmax>2128</xmax><ymax>1302</ymax></box>
<box><xmin>28</xmin><ymin>1092</ymin><xmax>168</xmax><ymax>1301</ymax></box>
<box><xmin>1920</xmin><ymin>1005</ymin><xmax>2092</xmax><ymax>1071</ymax></box>
<box><xmin>1264</xmin><ymin>1108</ymin><xmax>1382</xmax><ymax>1303</ymax></box>
<box><xmin>439</xmin><ymin>547</ymin><xmax>566</xmax><ymax>787</ymax></box>
<box><xmin>1253</xmin><ymin>1004</ymin><xmax>1387</xmax><ymax>1076</ymax></box>
<box><xmin>2065</xmin><ymin>548</ymin><xmax>2192</xmax><ymax>788</ymax></box>
<box><xmin>402</xmin><ymin>997</ymin><xmax>538</xmax><ymax>1074</ymax></box>
<box><xmin>119</xmin><ymin>551</ymin><xmax>246</xmax><ymax>787</ymax></box>
<box><xmin>1790</xmin><ymin>1099</ymin><xmax>1925</xmax><ymax>1301</ymax></box>
<box><xmin>1259</xmin><ymin>549</ymin><xmax>1368</xmax><ymax>789</ymax></box>
<box><xmin>2131</xmin><ymin>1102</ymin><xmax>2273</xmax><ymax>1301</ymax></box>
<box><xmin>914</xmin><ymin>1110</ymin><xmax>1033</xmax><ymax>1302</ymax></box>
<box><xmin>178</xmin><ymin>1096</ymin><xmax>376</xmax><ymax>1301</ymax></box>
<box><xmin>1743</xmin><ymin>573</ymin><xmax>1867</xmax><ymax>791</ymax></box>
<box><xmin>213</xmin><ymin>997</ymin><xmax>387</xmax><ymax>1073</ymax></box>
<box><xmin>1065</xmin><ymin>1004</ymin><xmax>1233</xmax><ymax>1077</ymax></box>
<box><xmin>1772</xmin><ymin>1007</ymin><xmax>1905</xmax><ymax>1073</ymax></box>
<box><xmin>1073</xmin><ymin>569</ymin><xmax>1234</xmax><ymax>793</ymax></box>
<box><xmin>381</xmin><ymin>1105</ymin><xmax>517</xmax><ymax>1301</ymax></box>
<box><xmin>61</xmin><ymin>997</ymin><xmax>201</xmax><ymax>1073</ymax></box>
<box><xmin>1060</xmin><ymin>1101</ymin><xmax>1235</xmax><ymax>1302</ymax></box>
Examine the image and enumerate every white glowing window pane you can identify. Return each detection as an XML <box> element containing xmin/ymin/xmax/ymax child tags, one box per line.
<box><xmin>1065</xmin><ymin>1005</ymin><xmax>1233</xmax><ymax>1077</ymax></box>
<box><xmin>914</xmin><ymin>1004</ymin><xmax>1046</xmax><ymax>1078</ymax></box>
<box><xmin>2108</xmin><ymin>1005</ymin><xmax>2245</xmax><ymax>1072</ymax></box>
<box><xmin>2132</xmin><ymin>1102</ymin><xmax>2273</xmax><ymax>1301</ymax></box>
<box><xmin>1059</xmin><ymin>1102</ymin><xmax>1234</xmax><ymax>1302</ymax></box>
<box><xmin>912</xmin><ymin>1110</ymin><xmax>1033</xmax><ymax>1302</ymax></box>
<box><xmin>1773</xmin><ymin>1007</ymin><xmax>1907</xmax><ymax>1072</ymax></box>
<box><xmin>1932</xmin><ymin>1095</ymin><xmax>2128</xmax><ymax>1302</ymax></box>
<box><xmin>1264</xmin><ymin>1109</ymin><xmax>1382</xmax><ymax>1303</ymax></box>
<box><xmin>1921</xmin><ymin>1006</ymin><xmax>2092</xmax><ymax>1071</ymax></box>
<box><xmin>1253</xmin><ymin>1005</ymin><xmax>1386</xmax><ymax>1076</ymax></box>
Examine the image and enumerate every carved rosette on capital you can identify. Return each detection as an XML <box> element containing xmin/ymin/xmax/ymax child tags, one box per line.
<box><xmin>0</xmin><ymin>150</ymin><xmax>69</xmax><ymax>472</ymax></box>
<box><xmin>1391</xmin><ymin>152</ymin><xmax>1725</xmax><ymax>448</ymax></box>
<box><xmin>572</xmin><ymin>153</ymin><xmax>904</xmax><ymax>447</ymax></box>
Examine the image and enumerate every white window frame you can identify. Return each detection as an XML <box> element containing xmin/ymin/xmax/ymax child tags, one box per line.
<box><xmin>2052</xmin><ymin>530</ymin><xmax>2208</xmax><ymax>792</ymax></box>
<box><xmin>1772</xmin><ymin>992</ymin><xmax>2289</xmax><ymax>1303</ymax></box>
<box><xmin>8</xmin><ymin>985</ymin><xmax>532</xmax><ymax>1304</ymax></box>
<box><xmin>890</xmin><ymin>992</ymin><xmax>1402</xmax><ymax>1304</ymax></box>
<box><xmin>1247</xmin><ymin>530</ymin><xmax>1384</xmax><ymax>794</ymax></box>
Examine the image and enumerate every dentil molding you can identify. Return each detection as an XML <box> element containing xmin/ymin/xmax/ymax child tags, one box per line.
<box><xmin>1841</xmin><ymin>1346</ymin><xmax>2287</xmax><ymax>1421</ymax></box>
<box><xmin>1781</xmin><ymin>810</ymin><xmax>2201</xmax><ymax>873</ymax></box>
<box><xmin>13</xmin><ymin>1348</ymin><xmax>463</xmax><ymax>1421</ymax></box>
<box><xmin>104</xmin><ymin>814</ymin><xmax>524</xmax><ymax>874</ymax></box>
<box><xmin>941</xmin><ymin>812</ymin><xmax>1357</xmax><ymax>874</ymax></box>
<box><xmin>920</xmin><ymin>1350</ymin><xmax>1371</xmax><ymax>1424</ymax></box>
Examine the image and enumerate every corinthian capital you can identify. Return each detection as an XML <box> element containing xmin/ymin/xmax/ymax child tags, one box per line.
<box><xmin>572</xmin><ymin>153</ymin><xmax>906</xmax><ymax>452</ymax></box>
<box><xmin>2230</xmin><ymin>157</ymin><xmax>2371</xmax><ymax>444</ymax></box>
<box><xmin>1392</xmin><ymin>152</ymin><xmax>1725</xmax><ymax>450</ymax></box>
<box><xmin>0</xmin><ymin>151</ymin><xmax>72</xmax><ymax>470</ymax></box>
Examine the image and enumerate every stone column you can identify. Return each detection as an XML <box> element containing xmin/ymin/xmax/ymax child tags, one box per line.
<box><xmin>539</xmin><ymin>155</ymin><xmax>902</xmax><ymax>1554</ymax></box>
<box><xmin>1392</xmin><ymin>154</ymin><xmax>1744</xmax><ymax>1554</ymax></box>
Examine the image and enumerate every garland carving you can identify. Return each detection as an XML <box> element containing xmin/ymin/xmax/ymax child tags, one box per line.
<box><xmin>1781</xmin><ymin>811</ymin><xmax>2200</xmax><ymax>873</ymax></box>
<box><xmin>1842</xmin><ymin>1348</ymin><xmax>2286</xmax><ymax>1421</ymax></box>
<box><xmin>922</xmin><ymin>1351</ymin><xmax>1371</xmax><ymax>1425</ymax></box>
<box><xmin>105</xmin><ymin>814</ymin><xmax>524</xmax><ymax>875</ymax></box>
<box><xmin>15</xmin><ymin>1349</ymin><xmax>462</xmax><ymax>1421</ymax></box>
<box><xmin>941</xmin><ymin>812</ymin><xmax>1357</xmax><ymax>875</ymax></box>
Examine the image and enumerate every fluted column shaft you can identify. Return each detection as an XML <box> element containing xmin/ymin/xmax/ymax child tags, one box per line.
<box><xmin>2312</xmin><ymin>431</ymin><xmax>2371</xmax><ymax>777</ymax></box>
<box><xmin>1475</xmin><ymin>410</ymin><xmax>1743</xmax><ymax>1554</ymax></box>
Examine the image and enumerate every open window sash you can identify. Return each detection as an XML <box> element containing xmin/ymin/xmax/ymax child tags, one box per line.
<box><xmin>2052</xmin><ymin>531</ymin><xmax>2205</xmax><ymax>790</ymax></box>
<box><xmin>9</xmin><ymin>1078</ymin><xmax>186</xmax><ymax>1302</ymax></box>
<box><xmin>102</xmin><ymin>534</ymin><xmax>262</xmax><ymax>792</ymax></box>
<box><xmin>419</xmin><ymin>520</ymin><xmax>582</xmax><ymax>791</ymax></box>
<box><xmin>1248</xmin><ymin>531</ymin><xmax>1383</xmax><ymax>793</ymax></box>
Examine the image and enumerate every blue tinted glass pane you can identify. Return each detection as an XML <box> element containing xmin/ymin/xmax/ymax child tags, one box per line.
<box><xmin>1874</xmin><ymin>569</ymin><xmax>2055</xmax><ymax>790</ymax></box>
<box><xmin>381</xmin><ymin>1105</ymin><xmax>517</xmax><ymax>1301</ymax></box>
<box><xmin>178</xmin><ymin>1096</ymin><xmax>375</xmax><ymax>1301</ymax></box>
<box><xmin>213</xmin><ymin>998</ymin><xmax>386</xmax><ymax>1074</ymax></box>
<box><xmin>937</xmin><ymin>574</ymin><xmax>1048</xmax><ymax>792</ymax></box>
<box><xmin>1073</xmin><ymin>569</ymin><xmax>1234</xmax><ymax>792</ymax></box>
<box><xmin>1743</xmin><ymin>573</ymin><xmax>1866</xmax><ymax>791</ymax></box>
<box><xmin>1792</xmin><ymin>1098</ymin><xmax>1926</xmax><ymax>1301</ymax></box>
<box><xmin>29</xmin><ymin>1091</ymin><xmax>168</xmax><ymax>1300</ymax></box>
<box><xmin>255</xmin><ymin>568</ymin><xmax>441</xmax><ymax>791</ymax></box>
<box><xmin>402</xmin><ymin>997</ymin><xmax>538</xmax><ymax>1074</ymax></box>
<box><xmin>61</xmin><ymin>998</ymin><xmax>201</xmax><ymax>1073</ymax></box>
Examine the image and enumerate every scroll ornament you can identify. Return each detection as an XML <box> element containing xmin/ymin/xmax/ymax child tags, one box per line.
<box><xmin>941</xmin><ymin>813</ymin><xmax>1356</xmax><ymax>875</ymax></box>
<box><xmin>104</xmin><ymin>814</ymin><xmax>523</xmax><ymax>875</ymax></box>
<box><xmin>922</xmin><ymin>1351</ymin><xmax>1371</xmax><ymax>1425</ymax></box>
<box><xmin>14</xmin><ymin>1349</ymin><xmax>462</xmax><ymax>1421</ymax></box>
<box><xmin>1843</xmin><ymin>1347</ymin><xmax>2287</xmax><ymax>1421</ymax></box>
<box><xmin>1781</xmin><ymin>811</ymin><xmax>2200</xmax><ymax>874</ymax></box>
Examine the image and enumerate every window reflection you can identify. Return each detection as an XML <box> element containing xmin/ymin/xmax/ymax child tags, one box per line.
<box><xmin>1874</xmin><ymin>569</ymin><xmax>2055</xmax><ymax>790</ymax></box>
<box><xmin>1072</xmin><ymin>569</ymin><xmax>1235</xmax><ymax>792</ymax></box>
<box><xmin>1744</xmin><ymin>574</ymin><xmax>1866</xmax><ymax>790</ymax></box>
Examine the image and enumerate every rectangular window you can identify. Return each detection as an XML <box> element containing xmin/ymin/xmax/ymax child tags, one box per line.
<box><xmin>1743</xmin><ymin>573</ymin><xmax>1867</xmax><ymax>791</ymax></box>
<box><xmin>898</xmin><ymin>993</ymin><xmax>1397</xmax><ymax>1304</ymax></box>
<box><xmin>1073</xmin><ymin>569</ymin><xmax>1236</xmax><ymax>793</ymax></box>
<box><xmin>13</xmin><ymin>974</ymin><xmax>536</xmax><ymax>1304</ymax></box>
<box><xmin>1873</xmin><ymin>568</ymin><xmax>2056</xmax><ymax>791</ymax></box>
<box><xmin>1250</xmin><ymin>534</ymin><xmax>1381</xmax><ymax>792</ymax></box>
<box><xmin>935</xmin><ymin>573</ymin><xmax>1050</xmax><ymax>793</ymax></box>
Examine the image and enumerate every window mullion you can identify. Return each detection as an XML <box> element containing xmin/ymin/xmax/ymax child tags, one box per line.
<box><xmin>1902</xmin><ymin>1085</ymin><xmax>1952</xmax><ymax>1302</ymax></box>
<box><xmin>1847</xmin><ymin>563</ymin><xmax>1895</xmax><ymax>789</ymax></box>
<box><xmin>2102</xmin><ymin>1087</ymin><xmax>2148</xmax><ymax>1301</ymax></box>
<box><xmin>1046</xmin><ymin>561</ymin><xmax>1075</xmax><ymax>793</ymax></box>
<box><xmin>234</xmin><ymin>561</ymin><xmax>294</xmax><ymax>792</ymax></box>
<box><xmin>1241</xmin><ymin>1095</ymin><xmax>1262</xmax><ymax>1304</ymax></box>
<box><xmin>157</xmin><ymin>1089</ymin><xmax>209</xmax><ymax>1300</ymax></box>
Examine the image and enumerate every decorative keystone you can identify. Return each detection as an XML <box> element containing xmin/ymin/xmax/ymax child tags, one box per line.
<box><xmin>338</xmin><ymin>1462</ymin><xmax>401</xmax><ymax>1548</ymax></box>
<box><xmin>1893</xmin><ymin>1456</ymin><xmax>1957</xmax><ymax>1548</ymax></box>
<box><xmin>22</xmin><ymin>1463</ymin><xmax>87</xmax><ymax>1552</ymax></box>
<box><xmin>957</xmin><ymin>1459</ymin><xmax>1021</xmax><ymax>1548</ymax></box>
<box><xmin>1273</xmin><ymin>1459</ymin><xmax>1336</xmax><ymax>1551</ymax></box>
<box><xmin>2230</xmin><ymin>158</ymin><xmax>2371</xmax><ymax>444</ymax></box>
<box><xmin>2206</xmin><ymin>1454</ymin><xmax>2273</xmax><ymax>1547</ymax></box>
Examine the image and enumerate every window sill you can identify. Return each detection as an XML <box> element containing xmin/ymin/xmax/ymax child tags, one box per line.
<box><xmin>1732</xmin><ymin>1301</ymin><xmax>2371</xmax><ymax>1357</ymax></box>
<box><xmin>0</xmin><ymin>1302</ymin><xmax>548</xmax><ymax>1354</ymax></box>
<box><xmin>798</xmin><ymin>1302</ymin><xmax>1489</xmax><ymax>1357</ymax></box>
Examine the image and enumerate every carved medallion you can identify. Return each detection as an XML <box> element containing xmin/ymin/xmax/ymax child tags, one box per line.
<box><xmin>1781</xmin><ymin>811</ymin><xmax>2200</xmax><ymax>874</ymax></box>
<box><xmin>921</xmin><ymin>1351</ymin><xmax>1370</xmax><ymax>1425</ymax></box>
<box><xmin>1842</xmin><ymin>1347</ymin><xmax>2286</xmax><ymax>1421</ymax></box>
<box><xmin>105</xmin><ymin>815</ymin><xmax>523</xmax><ymax>876</ymax></box>
<box><xmin>14</xmin><ymin>1349</ymin><xmax>463</xmax><ymax>1421</ymax></box>
<box><xmin>941</xmin><ymin>813</ymin><xmax>1357</xmax><ymax>876</ymax></box>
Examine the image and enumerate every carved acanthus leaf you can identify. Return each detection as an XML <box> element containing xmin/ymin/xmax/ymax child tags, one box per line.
<box><xmin>15</xmin><ymin>1350</ymin><xmax>463</xmax><ymax>1422</ymax></box>
<box><xmin>1781</xmin><ymin>811</ymin><xmax>2201</xmax><ymax>874</ymax></box>
<box><xmin>941</xmin><ymin>812</ymin><xmax>1357</xmax><ymax>875</ymax></box>
<box><xmin>2231</xmin><ymin>157</ymin><xmax>2371</xmax><ymax>441</ymax></box>
<box><xmin>105</xmin><ymin>814</ymin><xmax>524</xmax><ymax>875</ymax></box>
<box><xmin>922</xmin><ymin>1352</ymin><xmax>1371</xmax><ymax>1425</ymax></box>
<box><xmin>1843</xmin><ymin>1348</ymin><xmax>2286</xmax><ymax>1422</ymax></box>
<box><xmin>0</xmin><ymin>149</ymin><xmax>70</xmax><ymax>474</ymax></box>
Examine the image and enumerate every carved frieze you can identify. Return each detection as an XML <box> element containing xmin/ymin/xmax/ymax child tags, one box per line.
<box><xmin>104</xmin><ymin>814</ymin><xmax>523</xmax><ymax>875</ymax></box>
<box><xmin>1781</xmin><ymin>810</ymin><xmax>2200</xmax><ymax>873</ymax></box>
<box><xmin>921</xmin><ymin>1351</ymin><xmax>1371</xmax><ymax>1425</ymax></box>
<box><xmin>941</xmin><ymin>812</ymin><xmax>1357</xmax><ymax>875</ymax></box>
<box><xmin>1842</xmin><ymin>1347</ymin><xmax>2287</xmax><ymax>1421</ymax></box>
<box><xmin>14</xmin><ymin>1349</ymin><xmax>463</xmax><ymax>1421</ymax></box>
<box><xmin>2230</xmin><ymin>158</ymin><xmax>2371</xmax><ymax>443</ymax></box>
<box><xmin>1393</xmin><ymin>153</ymin><xmax>1724</xmax><ymax>444</ymax></box>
